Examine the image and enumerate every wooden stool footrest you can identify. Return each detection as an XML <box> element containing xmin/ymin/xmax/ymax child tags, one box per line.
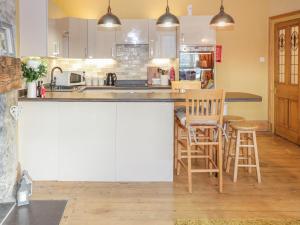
<box><xmin>191</xmin><ymin>169</ymin><xmax>219</xmax><ymax>173</ymax></box>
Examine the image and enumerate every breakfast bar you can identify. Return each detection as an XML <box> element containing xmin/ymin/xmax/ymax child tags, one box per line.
<box><xmin>18</xmin><ymin>90</ymin><xmax>262</xmax><ymax>182</ymax></box>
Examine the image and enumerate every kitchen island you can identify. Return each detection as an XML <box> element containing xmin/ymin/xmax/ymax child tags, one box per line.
<box><xmin>18</xmin><ymin>90</ymin><xmax>262</xmax><ymax>182</ymax></box>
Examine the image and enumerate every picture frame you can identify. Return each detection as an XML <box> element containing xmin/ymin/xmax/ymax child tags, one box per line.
<box><xmin>0</xmin><ymin>21</ymin><xmax>15</xmax><ymax>57</ymax></box>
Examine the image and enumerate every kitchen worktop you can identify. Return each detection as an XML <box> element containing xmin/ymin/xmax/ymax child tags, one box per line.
<box><xmin>18</xmin><ymin>89</ymin><xmax>262</xmax><ymax>103</ymax></box>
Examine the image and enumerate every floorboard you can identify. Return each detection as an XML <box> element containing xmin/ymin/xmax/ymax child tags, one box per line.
<box><xmin>30</xmin><ymin>134</ymin><xmax>300</xmax><ymax>225</ymax></box>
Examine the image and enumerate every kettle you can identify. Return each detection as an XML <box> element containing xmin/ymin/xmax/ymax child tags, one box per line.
<box><xmin>106</xmin><ymin>73</ymin><xmax>117</xmax><ymax>86</ymax></box>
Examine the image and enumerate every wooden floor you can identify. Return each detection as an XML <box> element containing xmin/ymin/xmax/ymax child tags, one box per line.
<box><xmin>31</xmin><ymin>134</ymin><xmax>300</xmax><ymax>225</ymax></box>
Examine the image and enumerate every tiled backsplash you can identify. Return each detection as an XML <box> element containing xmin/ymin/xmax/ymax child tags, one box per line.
<box><xmin>115</xmin><ymin>44</ymin><xmax>149</xmax><ymax>80</ymax></box>
<box><xmin>41</xmin><ymin>44</ymin><xmax>177</xmax><ymax>83</ymax></box>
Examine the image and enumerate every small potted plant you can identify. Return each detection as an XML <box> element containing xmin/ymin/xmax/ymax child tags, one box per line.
<box><xmin>21</xmin><ymin>59</ymin><xmax>47</xmax><ymax>98</ymax></box>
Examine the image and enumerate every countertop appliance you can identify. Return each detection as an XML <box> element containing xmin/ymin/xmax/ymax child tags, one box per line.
<box><xmin>106</xmin><ymin>73</ymin><xmax>117</xmax><ymax>86</ymax></box>
<box><xmin>55</xmin><ymin>71</ymin><xmax>85</xmax><ymax>86</ymax></box>
<box><xmin>179</xmin><ymin>45</ymin><xmax>215</xmax><ymax>89</ymax></box>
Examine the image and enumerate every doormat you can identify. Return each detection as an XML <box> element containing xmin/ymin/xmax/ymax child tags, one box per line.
<box><xmin>3</xmin><ymin>200</ymin><xmax>67</xmax><ymax>225</ymax></box>
<box><xmin>0</xmin><ymin>203</ymin><xmax>15</xmax><ymax>225</ymax></box>
<box><xmin>176</xmin><ymin>219</ymin><xmax>300</xmax><ymax>225</ymax></box>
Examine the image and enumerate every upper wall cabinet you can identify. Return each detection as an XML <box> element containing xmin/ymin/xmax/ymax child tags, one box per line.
<box><xmin>68</xmin><ymin>18</ymin><xmax>88</xmax><ymax>58</ymax></box>
<box><xmin>48</xmin><ymin>18</ymin><xmax>69</xmax><ymax>58</ymax></box>
<box><xmin>148</xmin><ymin>20</ymin><xmax>177</xmax><ymax>59</ymax></box>
<box><xmin>48</xmin><ymin>18</ymin><xmax>88</xmax><ymax>58</ymax></box>
<box><xmin>116</xmin><ymin>19</ymin><xmax>149</xmax><ymax>44</ymax></box>
<box><xmin>20</xmin><ymin>0</ymin><xmax>48</xmax><ymax>57</ymax></box>
<box><xmin>87</xmin><ymin>20</ymin><xmax>116</xmax><ymax>59</ymax></box>
<box><xmin>179</xmin><ymin>16</ymin><xmax>216</xmax><ymax>46</ymax></box>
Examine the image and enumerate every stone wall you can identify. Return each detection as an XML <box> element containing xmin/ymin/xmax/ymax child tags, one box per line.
<box><xmin>0</xmin><ymin>0</ymin><xmax>18</xmax><ymax>203</ymax></box>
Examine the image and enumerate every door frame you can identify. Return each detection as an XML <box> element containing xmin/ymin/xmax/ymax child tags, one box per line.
<box><xmin>268</xmin><ymin>10</ymin><xmax>300</xmax><ymax>132</ymax></box>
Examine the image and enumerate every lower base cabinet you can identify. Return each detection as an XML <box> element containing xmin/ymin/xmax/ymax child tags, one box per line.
<box><xmin>18</xmin><ymin>102</ymin><xmax>174</xmax><ymax>182</ymax></box>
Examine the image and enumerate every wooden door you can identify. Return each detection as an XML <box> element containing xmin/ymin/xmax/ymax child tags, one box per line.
<box><xmin>274</xmin><ymin>19</ymin><xmax>300</xmax><ymax>144</ymax></box>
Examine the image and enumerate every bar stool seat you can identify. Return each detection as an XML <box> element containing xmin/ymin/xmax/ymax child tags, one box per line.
<box><xmin>223</xmin><ymin>115</ymin><xmax>245</xmax><ymax>123</ymax></box>
<box><xmin>231</xmin><ymin>121</ymin><xmax>258</xmax><ymax>131</ymax></box>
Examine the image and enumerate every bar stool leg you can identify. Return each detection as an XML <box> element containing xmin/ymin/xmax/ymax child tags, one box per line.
<box><xmin>233</xmin><ymin>130</ymin><xmax>241</xmax><ymax>183</ymax></box>
<box><xmin>223</xmin><ymin>122</ymin><xmax>229</xmax><ymax>169</ymax></box>
<box><xmin>218</xmin><ymin>128</ymin><xmax>223</xmax><ymax>192</ymax></box>
<box><xmin>253</xmin><ymin>131</ymin><xmax>262</xmax><ymax>183</ymax></box>
<box><xmin>247</xmin><ymin>133</ymin><xmax>252</xmax><ymax>174</ymax></box>
<box><xmin>209</xmin><ymin>128</ymin><xmax>213</xmax><ymax>175</ymax></box>
<box><xmin>174</xmin><ymin>121</ymin><xmax>178</xmax><ymax>169</ymax></box>
<box><xmin>176</xmin><ymin>140</ymin><xmax>182</xmax><ymax>176</ymax></box>
<box><xmin>187</xmin><ymin>141</ymin><xmax>192</xmax><ymax>193</ymax></box>
<box><xmin>226</xmin><ymin>129</ymin><xmax>235</xmax><ymax>173</ymax></box>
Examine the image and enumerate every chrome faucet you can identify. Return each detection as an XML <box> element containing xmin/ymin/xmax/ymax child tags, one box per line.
<box><xmin>50</xmin><ymin>67</ymin><xmax>63</xmax><ymax>90</ymax></box>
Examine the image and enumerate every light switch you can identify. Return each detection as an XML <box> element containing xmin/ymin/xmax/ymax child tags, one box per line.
<box><xmin>187</xmin><ymin>4</ymin><xmax>193</xmax><ymax>16</ymax></box>
<box><xmin>259</xmin><ymin>57</ymin><xmax>265</xmax><ymax>63</ymax></box>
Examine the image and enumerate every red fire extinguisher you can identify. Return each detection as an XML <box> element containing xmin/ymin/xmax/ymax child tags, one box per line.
<box><xmin>216</xmin><ymin>45</ymin><xmax>222</xmax><ymax>63</ymax></box>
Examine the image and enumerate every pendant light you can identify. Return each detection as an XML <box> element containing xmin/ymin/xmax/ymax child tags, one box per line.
<box><xmin>98</xmin><ymin>0</ymin><xmax>121</xmax><ymax>28</ymax></box>
<box><xmin>157</xmin><ymin>0</ymin><xmax>179</xmax><ymax>28</ymax></box>
<box><xmin>210</xmin><ymin>0</ymin><xmax>235</xmax><ymax>28</ymax></box>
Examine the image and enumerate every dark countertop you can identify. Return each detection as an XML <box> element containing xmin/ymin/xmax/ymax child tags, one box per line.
<box><xmin>18</xmin><ymin>89</ymin><xmax>262</xmax><ymax>103</ymax></box>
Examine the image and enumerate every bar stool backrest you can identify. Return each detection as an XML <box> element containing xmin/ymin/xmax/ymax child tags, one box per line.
<box><xmin>172</xmin><ymin>81</ymin><xmax>202</xmax><ymax>108</ymax></box>
<box><xmin>185</xmin><ymin>89</ymin><xmax>225</xmax><ymax>126</ymax></box>
<box><xmin>171</xmin><ymin>81</ymin><xmax>202</xmax><ymax>91</ymax></box>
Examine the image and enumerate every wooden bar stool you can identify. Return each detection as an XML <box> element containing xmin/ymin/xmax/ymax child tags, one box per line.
<box><xmin>176</xmin><ymin>89</ymin><xmax>225</xmax><ymax>193</ymax></box>
<box><xmin>172</xmin><ymin>81</ymin><xmax>202</xmax><ymax>169</ymax></box>
<box><xmin>223</xmin><ymin>115</ymin><xmax>245</xmax><ymax>168</ymax></box>
<box><xmin>225</xmin><ymin>121</ymin><xmax>262</xmax><ymax>183</ymax></box>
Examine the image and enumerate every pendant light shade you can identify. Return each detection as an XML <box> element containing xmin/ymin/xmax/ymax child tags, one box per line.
<box><xmin>157</xmin><ymin>0</ymin><xmax>179</xmax><ymax>28</ymax></box>
<box><xmin>210</xmin><ymin>0</ymin><xmax>234</xmax><ymax>28</ymax></box>
<box><xmin>98</xmin><ymin>0</ymin><xmax>121</xmax><ymax>28</ymax></box>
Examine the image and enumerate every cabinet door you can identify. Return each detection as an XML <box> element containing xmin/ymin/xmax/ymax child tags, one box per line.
<box><xmin>179</xmin><ymin>16</ymin><xmax>216</xmax><ymax>45</ymax></box>
<box><xmin>87</xmin><ymin>19</ymin><xmax>116</xmax><ymax>58</ymax></box>
<box><xmin>48</xmin><ymin>18</ymin><xmax>69</xmax><ymax>58</ymax></box>
<box><xmin>18</xmin><ymin>102</ymin><xmax>59</xmax><ymax>180</ymax></box>
<box><xmin>149</xmin><ymin>20</ymin><xmax>177</xmax><ymax>58</ymax></box>
<box><xmin>116</xmin><ymin>19</ymin><xmax>149</xmax><ymax>44</ymax></box>
<box><xmin>68</xmin><ymin>18</ymin><xmax>88</xmax><ymax>58</ymax></box>
<box><xmin>57</xmin><ymin>102</ymin><xmax>117</xmax><ymax>181</ymax></box>
<box><xmin>115</xmin><ymin>103</ymin><xmax>174</xmax><ymax>181</ymax></box>
<box><xmin>20</xmin><ymin>0</ymin><xmax>48</xmax><ymax>57</ymax></box>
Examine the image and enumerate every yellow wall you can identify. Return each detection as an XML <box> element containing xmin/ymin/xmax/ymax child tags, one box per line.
<box><xmin>52</xmin><ymin>0</ymin><xmax>270</xmax><ymax>120</ymax></box>
<box><xmin>269</xmin><ymin>0</ymin><xmax>300</xmax><ymax>16</ymax></box>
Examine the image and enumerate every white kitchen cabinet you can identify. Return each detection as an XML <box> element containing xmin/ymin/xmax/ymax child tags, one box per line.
<box><xmin>57</xmin><ymin>102</ymin><xmax>117</xmax><ymax>181</ymax></box>
<box><xmin>87</xmin><ymin>19</ymin><xmax>116</xmax><ymax>58</ymax></box>
<box><xmin>19</xmin><ymin>101</ymin><xmax>174</xmax><ymax>182</ymax></box>
<box><xmin>115</xmin><ymin>103</ymin><xmax>173</xmax><ymax>181</ymax></box>
<box><xmin>179</xmin><ymin>16</ymin><xmax>216</xmax><ymax>45</ymax></box>
<box><xmin>116</xmin><ymin>19</ymin><xmax>149</xmax><ymax>44</ymax></box>
<box><xmin>149</xmin><ymin>20</ymin><xmax>177</xmax><ymax>58</ymax></box>
<box><xmin>68</xmin><ymin>18</ymin><xmax>88</xmax><ymax>58</ymax></box>
<box><xmin>18</xmin><ymin>102</ymin><xmax>59</xmax><ymax>180</ymax></box>
<box><xmin>19</xmin><ymin>0</ymin><xmax>48</xmax><ymax>57</ymax></box>
<box><xmin>48</xmin><ymin>18</ymin><xmax>69</xmax><ymax>58</ymax></box>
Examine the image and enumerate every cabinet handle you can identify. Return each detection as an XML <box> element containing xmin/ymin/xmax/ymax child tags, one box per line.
<box><xmin>181</xmin><ymin>33</ymin><xmax>184</xmax><ymax>44</ymax></box>
<box><xmin>111</xmin><ymin>46</ymin><xmax>115</xmax><ymax>58</ymax></box>
<box><xmin>149</xmin><ymin>40</ymin><xmax>154</xmax><ymax>58</ymax></box>
<box><xmin>85</xmin><ymin>48</ymin><xmax>88</xmax><ymax>58</ymax></box>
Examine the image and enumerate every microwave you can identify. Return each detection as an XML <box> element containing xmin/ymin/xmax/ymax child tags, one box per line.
<box><xmin>55</xmin><ymin>71</ymin><xmax>86</xmax><ymax>86</ymax></box>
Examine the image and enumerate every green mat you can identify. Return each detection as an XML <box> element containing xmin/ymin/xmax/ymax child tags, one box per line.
<box><xmin>176</xmin><ymin>219</ymin><xmax>300</xmax><ymax>225</ymax></box>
